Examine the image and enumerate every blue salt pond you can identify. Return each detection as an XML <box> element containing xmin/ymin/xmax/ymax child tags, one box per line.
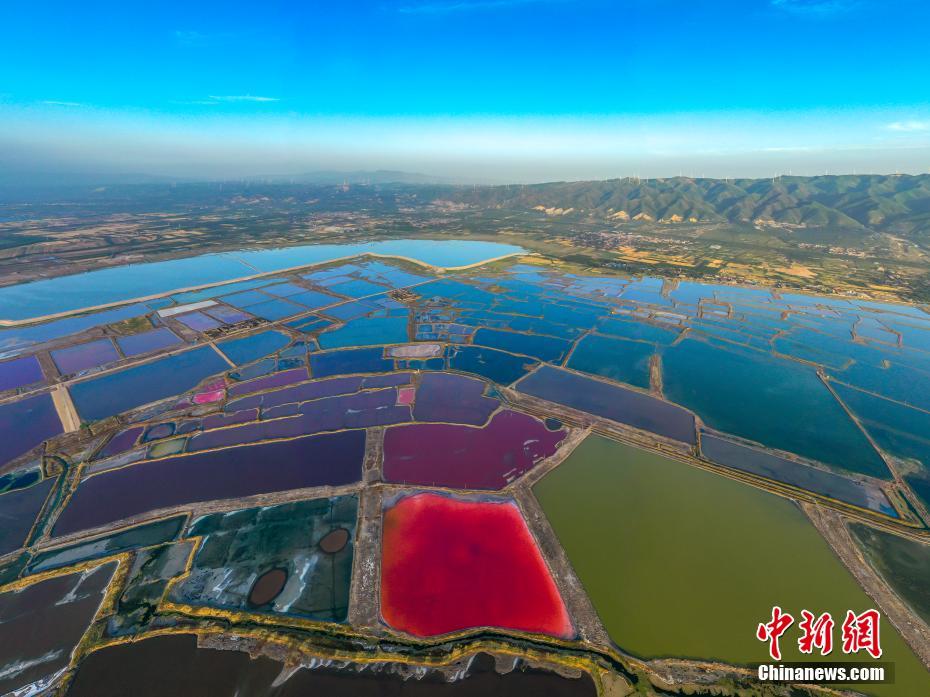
<box><xmin>472</xmin><ymin>328</ymin><xmax>571</xmax><ymax>363</ymax></box>
<box><xmin>309</xmin><ymin>347</ymin><xmax>393</xmax><ymax>377</ymax></box>
<box><xmin>116</xmin><ymin>327</ymin><xmax>182</xmax><ymax>357</ymax></box>
<box><xmin>448</xmin><ymin>345</ymin><xmax>535</xmax><ymax>385</ymax></box>
<box><xmin>0</xmin><ymin>304</ymin><xmax>149</xmax><ymax>359</ymax></box>
<box><xmin>566</xmin><ymin>334</ymin><xmax>654</xmax><ymax>389</ymax></box>
<box><xmin>70</xmin><ymin>346</ymin><xmax>228</xmax><ymax>421</ymax></box>
<box><xmin>517</xmin><ymin>365</ymin><xmax>696</xmax><ymax>444</ymax></box>
<box><xmin>317</xmin><ymin>315</ymin><xmax>409</xmax><ymax>349</ymax></box>
<box><xmin>246</xmin><ymin>298</ymin><xmax>303</xmax><ymax>321</ymax></box>
<box><xmin>663</xmin><ymin>338</ymin><xmax>889</xmax><ymax>477</ymax></box>
<box><xmin>0</xmin><ymin>240</ymin><xmax>524</xmax><ymax>322</ymax></box>
<box><xmin>217</xmin><ymin>330</ymin><xmax>291</xmax><ymax>366</ymax></box>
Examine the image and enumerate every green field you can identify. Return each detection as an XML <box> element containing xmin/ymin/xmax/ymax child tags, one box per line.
<box><xmin>533</xmin><ymin>436</ymin><xmax>930</xmax><ymax>696</ymax></box>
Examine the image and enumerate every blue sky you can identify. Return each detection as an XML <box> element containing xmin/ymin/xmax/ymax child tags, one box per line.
<box><xmin>1</xmin><ymin>0</ymin><xmax>929</xmax><ymax>181</ymax></box>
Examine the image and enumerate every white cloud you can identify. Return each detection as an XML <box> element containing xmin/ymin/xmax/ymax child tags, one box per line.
<box><xmin>42</xmin><ymin>100</ymin><xmax>86</xmax><ymax>107</ymax></box>
<box><xmin>207</xmin><ymin>95</ymin><xmax>279</xmax><ymax>103</ymax></box>
<box><xmin>885</xmin><ymin>120</ymin><xmax>930</xmax><ymax>132</ymax></box>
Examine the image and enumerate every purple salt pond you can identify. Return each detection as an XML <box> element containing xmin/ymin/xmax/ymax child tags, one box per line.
<box><xmin>363</xmin><ymin>372</ymin><xmax>412</xmax><ymax>389</ymax></box>
<box><xmin>116</xmin><ymin>327</ymin><xmax>182</xmax><ymax>357</ymax></box>
<box><xmin>0</xmin><ymin>355</ymin><xmax>44</xmax><ymax>391</ymax></box>
<box><xmin>176</xmin><ymin>311</ymin><xmax>223</xmax><ymax>332</ymax></box>
<box><xmin>226</xmin><ymin>376</ymin><xmax>364</xmax><ymax>412</ymax></box>
<box><xmin>0</xmin><ymin>393</ymin><xmax>63</xmax><ymax>467</ymax></box>
<box><xmin>52</xmin><ymin>430</ymin><xmax>366</xmax><ymax>536</ymax></box>
<box><xmin>95</xmin><ymin>426</ymin><xmax>145</xmax><ymax>460</ymax></box>
<box><xmin>516</xmin><ymin>365</ymin><xmax>697</xmax><ymax>444</ymax></box>
<box><xmin>227</xmin><ymin>368</ymin><xmax>309</xmax><ymax>398</ymax></box>
<box><xmin>225</xmin><ymin>373</ymin><xmax>411</xmax><ymax>412</ymax></box>
<box><xmin>412</xmin><ymin>372</ymin><xmax>498</xmax><ymax>425</ymax></box>
<box><xmin>201</xmin><ymin>408</ymin><xmax>259</xmax><ymax>430</ymax></box>
<box><xmin>189</xmin><ymin>389</ymin><xmax>411</xmax><ymax>451</ymax></box>
<box><xmin>51</xmin><ymin>339</ymin><xmax>119</xmax><ymax>374</ymax></box>
<box><xmin>383</xmin><ymin>409</ymin><xmax>566</xmax><ymax>490</ymax></box>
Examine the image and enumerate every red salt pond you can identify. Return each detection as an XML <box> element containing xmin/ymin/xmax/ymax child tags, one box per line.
<box><xmin>380</xmin><ymin>493</ymin><xmax>573</xmax><ymax>639</ymax></box>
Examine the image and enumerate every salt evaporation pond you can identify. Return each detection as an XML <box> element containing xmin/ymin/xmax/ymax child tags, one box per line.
<box><xmin>65</xmin><ymin>635</ymin><xmax>597</xmax><ymax>697</ymax></box>
<box><xmin>52</xmin><ymin>430</ymin><xmax>365</xmax><ymax>536</ymax></box>
<box><xmin>383</xmin><ymin>410</ymin><xmax>565</xmax><ymax>490</ymax></box>
<box><xmin>534</xmin><ymin>436</ymin><xmax>930</xmax><ymax>696</ymax></box>
<box><xmin>381</xmin><ymin>492</ymin><xmax>573</xmax><ymax>638</ymax></box>
<box><xmin>0</xmin><ymin>239</ymin><xmax>524</xmax><ymax>322</ymax></box>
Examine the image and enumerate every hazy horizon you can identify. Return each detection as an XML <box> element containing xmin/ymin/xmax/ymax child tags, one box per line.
<box><xmin>2</xmin><ymin>0</ymin><xmax>929</xmax><ymax>184</ymax></box>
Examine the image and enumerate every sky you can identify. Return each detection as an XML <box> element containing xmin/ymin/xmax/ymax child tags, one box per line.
<box><xmin>1</xmin><ymin>0</ymin><xmax>929</xmax><ymax>183</ymax></box>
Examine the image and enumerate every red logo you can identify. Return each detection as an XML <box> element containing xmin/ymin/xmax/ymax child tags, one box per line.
<box><xmin>756</xmin><ymin>607</ymin><xmax>882</xmax><ymax>660</ymax></box>
<box><xmin>756</xmin><ymin>606</ymin><xmax>794</xmax><ymax>660</ymax></box>
<box><xmin>798</xmin><ymin>610</ymin><xmax>834</xmax><ymax>655</ymax></box>
<box><xmin>841</xmin><ymin>609</ymin><xmax>882</xmax><ymax>659</ymax></box>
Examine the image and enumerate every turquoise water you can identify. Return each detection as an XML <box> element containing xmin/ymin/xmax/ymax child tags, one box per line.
<box><xmin>318</xmin><ymin>315</ymin><xmax>410</xmax><ymax>349</ymax></box>
<box><xmin>663</xmin><ymin>338</ymin><xmax>889</xmax><ymax>477</ymax></box>
<box><xmin>0</xmin><ymin>240</ymin><xmax>524</xmax><ymax>322</ymax></box>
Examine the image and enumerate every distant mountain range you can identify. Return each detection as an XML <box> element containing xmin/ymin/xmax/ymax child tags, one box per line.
<box><xmin>443</xmin><ymin>174</ymin><xmax>930</xmax><ymax>240</ymax></box>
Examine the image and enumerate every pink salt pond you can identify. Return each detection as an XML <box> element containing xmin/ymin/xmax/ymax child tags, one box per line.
<box><xmin>193</xmin><ymin>389</ymin><xmax>225</xmax><ymax>404</ymax></box>
<box><xmin>396</xmin><ymin>387</ymin><xmax>415</xmax><ymax>406</ymax></box>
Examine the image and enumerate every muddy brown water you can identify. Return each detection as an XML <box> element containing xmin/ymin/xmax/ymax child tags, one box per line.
<box><xmin>247</xmin><ymin>569</ymin><xmax>288</xmax><ymax>607</ymax></box>
<box><xmin>318</xmin><ymin>527</ymin><xmax>350</xmax><ymax>554</ymax></box>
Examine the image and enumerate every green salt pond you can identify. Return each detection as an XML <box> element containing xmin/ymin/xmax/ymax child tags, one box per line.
<box><xmin>533</xmin><ymin>436</ymin><xmax>930</xmax><ymax>696</ymax></box>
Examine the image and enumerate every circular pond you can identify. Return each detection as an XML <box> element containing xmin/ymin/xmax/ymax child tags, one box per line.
<box><xmin>319</xmin><ymin>528</ymin><xmax>349</xmax><ymax>554</ymax></box>
<box><xmin>247</xmin><ymin>568</ymin><xmax>288</xmax><ymax>607</ymax></box>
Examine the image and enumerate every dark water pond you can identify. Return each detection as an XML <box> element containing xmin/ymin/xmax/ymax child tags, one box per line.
<box><xmin>1</xmin><ymin>563</ymin><xmax>116</xmax><ymax>695</ymax></box>
<box><xmin>67</xmin><ymin>635</ymin><xmax>596</xmax><ymax>697</ymax></box>
<box><xmin>0</xmin><ymin>476</ymin><xmax>55</xmax><ymax>555</ymax></box>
